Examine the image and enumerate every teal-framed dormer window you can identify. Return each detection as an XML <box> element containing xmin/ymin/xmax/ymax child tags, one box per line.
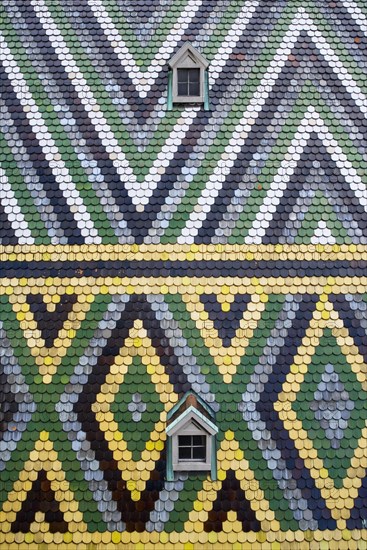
<box><xmin>167</xmin><ymin>43</ymin><xmax>209</xmax><ymax>110</ymax></box>
<box><xmin>166</xmin><ymin>392</ymin><xmax>218</xmax><ymax>481</ymax></box>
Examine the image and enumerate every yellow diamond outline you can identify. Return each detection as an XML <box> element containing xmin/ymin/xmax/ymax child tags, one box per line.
<box><xmin>91</xmin><ymin>319</ymin><xmax>179</xmax><ymax>500</ymax></box>
<box><xmin>274</xmin><ymin>297</ymin><xmax>367</xmax><ymax>528</ymax></box>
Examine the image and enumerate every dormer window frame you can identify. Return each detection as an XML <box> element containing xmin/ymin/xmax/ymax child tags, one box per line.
<box><xmin>168</xmin><ymin>43</ymin><xmax>209</xmax><ymax>108</ymax></box>
<box><xmin>166</xmin><ymin>392</ymin><xmax>218</xmax><ymax>481</ymax></box>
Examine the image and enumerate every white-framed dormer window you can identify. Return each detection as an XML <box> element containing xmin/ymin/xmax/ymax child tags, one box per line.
<box><xmin>166</xmin><ymin>392</ymin><xmax>218</xmax><ymax>480</ymax></box>
<box><xmin>168</xmin><ymin>43</ymin><xmax>209</xmax><ymax>107</ymax></box>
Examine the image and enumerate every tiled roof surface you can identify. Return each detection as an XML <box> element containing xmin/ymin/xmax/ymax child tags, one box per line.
<box><xmin>1</xmin><ymin>0</ymin><xmax>367</xmax><ymax>548</ymax></box>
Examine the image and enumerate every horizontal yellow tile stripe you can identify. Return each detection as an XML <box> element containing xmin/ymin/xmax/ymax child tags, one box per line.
<box><xmin>0</xmin><ymin>530</ymin><xmax>367</xmax><ymax>549</ymax></box>
<box><xmin>1</xmin><ymin>243</ymin><xmax>367</xmax><ymax>263</ymax></box>
<box><xmin>0</xmin><ymin>276</ymin><xmax>367</xmax><ymax>296</ymax></box>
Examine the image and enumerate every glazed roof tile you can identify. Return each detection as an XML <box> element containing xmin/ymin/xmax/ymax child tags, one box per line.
<box><xmin>1</xmin><ymin>1</ymin><xmax>367</xmax><ymax>548</ymax></box>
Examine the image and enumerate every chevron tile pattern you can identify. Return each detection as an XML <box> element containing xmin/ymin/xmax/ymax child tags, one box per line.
<box><xmin>1</xmin><ymin>0</ymin><xmax>367</xmax><ymax>548</ymax></box>
<box><xmin>0</xmin><ymin>0</ymin><xmax>366</xmax><ymax>246</ymax></box>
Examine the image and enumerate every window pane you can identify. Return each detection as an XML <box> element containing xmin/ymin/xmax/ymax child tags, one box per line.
<box><xmin>188</xmin><ymin>69</ymin><xmax>200</xmax><ymax>96</ymax></box>
<box><xmin>193</xmin><ymin>435</ymin><xmax>206</xmax><ymax>460</ymax></box>
<box><xmin>189</xmin><ymin>81</ymin><xmax>200</xmax><ymax>96</ymax></box>
<box><xmin>178</xmin><ymin>435</ymin><xmax>191</xmax><ymax>446</ymax></box>
<box><xmin>178</xmin><ymin>447</ymin><xmax>192</xmax><ymax>459</ymax></box>
<box><xmin>177</xmin><ymin>69</ymin><xmax>189</xmax><ymax>96</ymax></box>
<box><xmin>178</xmin><ymin>434</ymin><xmax>206</xmax><ymax>461</ymax></box>
<box><xmin>178</xmin><ymin>68</ymin><xmax>189</xmax><ymax>82</ymax></box>
<box><xmin>193</xmin><ymin>445</ymin><xmax>206</xmax><ymax>460</ymax></box>
<box><xmin>193</xmin><ymin>435</ymin><xmax>205</xmax><ymax>446</ymax></box>
<box><xmin>177</xmin><ymin>68</ymin><xmax>200</xmax><ymax>97</ymax></box>
<box><xmin>177</xmin><ymin>82</ymin><xmax>188</xmax><ymax>96</ymax></box>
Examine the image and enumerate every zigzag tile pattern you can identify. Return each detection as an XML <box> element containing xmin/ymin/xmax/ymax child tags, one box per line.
<box><xmin>1</xmin><ymin>0</ymin><xmax>367</xmax><ymax>548</ymax></box>
<box><xmin>0</xmin><ymin>278</ymin><xmax>367</xmax><ymax>547</ymax></box>
<box><xmin>1</xmin><ymin>0</ymin><xmax>367</xmax><ymax>246</ymax></box>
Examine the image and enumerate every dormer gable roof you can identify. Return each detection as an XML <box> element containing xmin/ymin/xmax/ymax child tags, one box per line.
<box><xmin>168</xmin><ymin>43</ymin><xmax>209</xmax><ymax>71</ymax></box>
<box><xmin>166</xmin><ymin>391</ymin><xmax>218</xmax><ymax>437</ymax></box>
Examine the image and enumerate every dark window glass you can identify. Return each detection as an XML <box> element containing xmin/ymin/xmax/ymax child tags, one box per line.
<box><xmin>178</xmin><ymin>434</ymin><xmax>206</xmax><ymax>460</ymax></box>
<box><xmin>193</xmin><ymin>445</ymin><xmax>206</xmax><ymax>460</ymax></box>
<box><xmin>179</xmin><ymin>435</ymin><xmax>191</xmax><ymax>446</ymax></box>
<box><xmin>178</xmin><ymin>446</ymin><xmax>192</xmax><ymax>459</ymax></box>
<box><xmin>177</xmin><ymin>68</ymin><xmax>200</xmax><ymax>96</ymax></box>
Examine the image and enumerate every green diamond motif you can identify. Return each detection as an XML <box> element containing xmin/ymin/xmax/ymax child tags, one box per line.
<box><xmin>292</xmin><ymin>329</ymin><xmax>367</xmax><ymax>487</ymax></box>
<box><xmin>110</xmin><ymin>355</ymin><xmax>164</xmax><ymax>461</ymax></box>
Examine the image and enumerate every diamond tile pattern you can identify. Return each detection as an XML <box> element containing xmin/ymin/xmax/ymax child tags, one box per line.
<box><xmin>1</xmin><ymin>0</ymin><xmax>367</xmax><ymax>548</ymax></box>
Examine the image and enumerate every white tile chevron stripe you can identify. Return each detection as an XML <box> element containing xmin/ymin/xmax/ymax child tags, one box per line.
<box><xmin>245</xmin><ymin>107</ymin><xmax>367</xmax><ymax>244</ymax></box>
<box><xmin>0</xmin><ymin>31</ymin><xmax>101</xmax><ymax>244</ymax></box>
<box><xmin>0</xmin><ymin>98</ymin><xmax>66</xmax><ymax>243</ymax></box>
<box><xmin>176</xmin><ymin>8</ymin><xmax>367</xmax><ymax>244</ymax></box>
<box><xmin>137</xmin><ymin>112</ymin><xmax>199</xmax><ymax>208</ymax></box>
<box><xmin>87</xmin><ymin>0</ymin><xmax>204</xmax><ymax>97</ymax></box>
<box><xmin>208</xmin><ymin>1</ymin><xmax>259</xmax><ymax>79</ymax></box>
<box><xmin>344</xmin><ymin>0</ymin><xmax>367</xmax><ymax>35</ymax></box>
<box><xmin>298</xmin><ymin>9</ymin><xmax>367</xmax><ymax>115</ymax></box>
<box><xmin>32</xmin><ymin>0</ymin><xmax>201</xmax><ymax>208</ymax></box>
<box><xmin>0</xmin><ymin>167</ymin><xmax>34</xmax><ymax>244</ymax></box>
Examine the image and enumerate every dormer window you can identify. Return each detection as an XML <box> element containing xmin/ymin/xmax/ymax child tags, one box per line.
<box><xmin>166</xmin><ymin>392</ymin><xmax>218</xmax><ymax>480</ymax></box>
<box><xmin>168</xmin><ymin>44</ymin><xmax>209</xmax><ymax>108</ymax></box>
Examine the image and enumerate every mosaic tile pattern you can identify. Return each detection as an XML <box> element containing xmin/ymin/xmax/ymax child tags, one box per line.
<box><xmin>0</xmin><ymin>277</ymin><xmax>367</xmax><ymax>548</ymax></box>
<box><xmin>0</xmin><ymin>0</ymin><xmax>367</xmax><ymax>247</ymax></box>
<box><xmin>1</xmin><ymin>0</ymin><xmax>367</xmax><ymax>548</ymax></box>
